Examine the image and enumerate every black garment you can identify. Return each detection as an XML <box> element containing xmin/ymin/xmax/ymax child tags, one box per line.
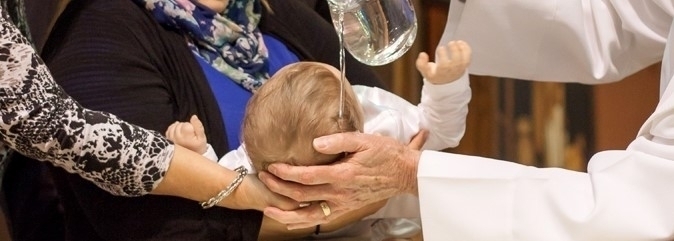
<box><xmin>2</xmin><ymin>155</ymin><xmax>64</xmax><ymax>241</ymax></box>
<box><xmin>42</xmin><ymin>0</ymin><xmax>250</xmax><ymax>240</ymax></box>
<box><xmin>32</xmin><ymin>0</ymin><xmax>385</xmax><ymax>240</ymax></box>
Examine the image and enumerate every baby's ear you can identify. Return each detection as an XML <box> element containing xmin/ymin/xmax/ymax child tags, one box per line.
<box><xmin>261</xmin><ymin>161</ymin><xmax>272</xmax><ymax>172</ymax></box>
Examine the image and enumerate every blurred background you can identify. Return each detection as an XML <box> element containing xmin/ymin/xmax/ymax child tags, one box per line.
<box><xmin>0</xmin><ymin>0</ymin><xmax>660</xmax><ymax>240</ymax></box>
<box><xmin>375</xmin><ymin>0</ymin><xmax>659</xmax><ymax>171</ymax></box>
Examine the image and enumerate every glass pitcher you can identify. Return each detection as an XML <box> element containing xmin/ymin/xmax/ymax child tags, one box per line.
<box><xmin>328</xmin><ymin>0</ymin><xmax>418</xmax><ymax>66</ymax></box>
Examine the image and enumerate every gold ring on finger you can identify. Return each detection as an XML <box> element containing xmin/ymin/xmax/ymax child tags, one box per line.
<box><xmin>319</xmin><ymin>201</ymin><xmax>331</xmax><ymax>217</ymax></box>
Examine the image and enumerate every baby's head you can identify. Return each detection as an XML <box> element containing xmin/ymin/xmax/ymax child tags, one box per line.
<box><xmin>242</xmin><ymin>62</ymin><xmax>364</xmax><ymax>171</ymax></box>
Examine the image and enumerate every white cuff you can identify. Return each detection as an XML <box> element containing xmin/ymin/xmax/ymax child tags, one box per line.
<box><xmin>202</xmin><ymin>144</ymin><xmax>218</xmax><ymax>162</ymax></box>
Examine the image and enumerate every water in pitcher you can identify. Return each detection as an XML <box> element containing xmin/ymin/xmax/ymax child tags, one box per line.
<box><xmin>328</xmin><ymin>0</ymin><xmax>417</xmax><ymax>66</ymax></box>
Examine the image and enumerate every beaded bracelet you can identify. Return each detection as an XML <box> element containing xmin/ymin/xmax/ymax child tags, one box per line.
<box><xmin>200</xmin><ymin>166</ymin><xmax>248</xmax><ymax>209</ymax></box>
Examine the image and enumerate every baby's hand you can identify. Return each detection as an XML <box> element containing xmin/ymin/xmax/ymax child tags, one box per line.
<box><xmin>416</xmin><ymin>40</ymin><xmax>471</xmax><ymax>85</ymax></box>
<box><xmin>165</xmin><ymin>115</ymin><xmax>208</xmax><ymax>154</ymax></box>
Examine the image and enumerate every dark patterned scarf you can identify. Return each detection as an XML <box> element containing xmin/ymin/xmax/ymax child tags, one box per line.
<box><xmin>133</xmin><ymin>0</ymin><xmax>270</xmax><ymax>92</ymax></box>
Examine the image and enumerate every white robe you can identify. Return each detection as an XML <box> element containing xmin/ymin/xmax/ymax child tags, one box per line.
<box><xmin>210</xmin><ymin>75</ymin><xmax>470</xmax><ymax>239</ymax></box>
<box><xmin>214</xmin><ymin>74</ymin><xmax>471</xmax><ymax>174</ymax></box>
<box><xmin>418</xmin><ymin>1</ymin><xmax>674</xmax><ymax>240</ymax></box>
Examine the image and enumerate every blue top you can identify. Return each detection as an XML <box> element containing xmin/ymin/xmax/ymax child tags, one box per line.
<box><xmin>195</xmin><ymin>34</ymin><xmax>300</xmax><ymax>151</ymax></box>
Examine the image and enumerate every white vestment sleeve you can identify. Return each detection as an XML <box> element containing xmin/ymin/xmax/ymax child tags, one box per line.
<box><xmin>418</xmin><ymin>149</ymin><xmax>674</xmax><ymax>241</ymax></box>
<box><xmin>353</xmin><ymin>73</ymin><xmax>470</xmax><ymax>150</ymax></box>
<box><xmin>201</xmin><ymin>144</ymin><xmax>218</xmax><ymax>162</ymax></box>
<box><xmin>443</xmin><ymin>0</ymin><xmax>673</xmax><ymax>84</ymax></box>
<box><xmin>417</xmin><ymin>0</ymin><xmax>674</xmax><ymax>240</ymax></box>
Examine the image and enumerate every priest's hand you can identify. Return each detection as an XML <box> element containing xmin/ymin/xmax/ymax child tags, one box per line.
<box><xmin>258</xmin><ymin>131</ymin><xmax>427</xmax><ymax>229</ymax></box>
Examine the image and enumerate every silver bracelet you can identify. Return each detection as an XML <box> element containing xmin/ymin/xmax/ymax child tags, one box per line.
<box><xmin>200</xmin><ymin>166</ymin><xmax>248</xmax><ymax>209</ymax></box>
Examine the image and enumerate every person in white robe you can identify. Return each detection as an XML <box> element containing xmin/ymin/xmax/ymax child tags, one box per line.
<box><xmin>257</xmin><ymin>1</ymin><xmax>674</xmax><ymax>240</ymax></box>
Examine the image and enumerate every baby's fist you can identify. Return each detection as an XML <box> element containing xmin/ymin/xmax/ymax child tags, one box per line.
<box><xmin>416</xmin><ymin>40</ymin><xmax>471</xmax><ymax>85</ymax></box>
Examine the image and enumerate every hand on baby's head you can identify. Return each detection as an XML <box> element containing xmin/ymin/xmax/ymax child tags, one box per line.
<box><xmin>165</xmin><ymin>115</ymin><xmax>208</xmax><ymax>154</ymax></box>
<box><xmin>415</xmin><ymin>40</ymin><xmax>472</xmax><ymax>85</ymax></box>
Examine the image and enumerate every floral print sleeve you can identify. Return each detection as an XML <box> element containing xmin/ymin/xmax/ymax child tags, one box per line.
<box><xmin>0</xmin><ymin>8</ymin><xmax>174</xmax><ymax>196</ymax></box>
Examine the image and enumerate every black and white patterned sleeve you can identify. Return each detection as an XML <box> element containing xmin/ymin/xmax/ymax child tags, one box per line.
<box><xmin>0</xmin><ymin>8</ymin><xmax>175</xmax><ymax>196</ymax></box>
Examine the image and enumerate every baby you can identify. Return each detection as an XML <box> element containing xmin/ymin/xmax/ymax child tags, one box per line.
<box><xmin>166</xmin><ymin>40</ymin><xmax>471</xmax><ymax>240</ymax></box>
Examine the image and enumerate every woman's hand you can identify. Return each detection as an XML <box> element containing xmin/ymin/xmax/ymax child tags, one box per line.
<box><xmin>258</xmin><ymin>131</ymin><xmax>427</xmax><ymax>229</ymax></box>
<box><xmin>154</xmin><ymin>144</ymin><xmax>299</xmax><ymax>212</ymax></box>
<box><xmin>230</xmin><ymin>174</ymin><xmax>300</xmax><ymax>212</ymax></box>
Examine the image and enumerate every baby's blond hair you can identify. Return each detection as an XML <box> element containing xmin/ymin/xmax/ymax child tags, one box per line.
<box><xmin>242</xmin><ymin>62</ymin><xmax>364</xmax><ymax>171</ymax></box>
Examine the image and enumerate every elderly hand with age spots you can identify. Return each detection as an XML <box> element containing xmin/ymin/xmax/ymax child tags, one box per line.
<box><xmin>258</xmin><ymin>130</ymin><xmax>428</xmax><ymax>229</ymax></box>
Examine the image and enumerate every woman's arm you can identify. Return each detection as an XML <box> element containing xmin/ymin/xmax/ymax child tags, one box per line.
<box><xmin>153</xmin><ymin>145</ymin><xmax>296</xmax><ymax>211</ymax></box>
<box><xmin>0</xmin><ymin>6</ymin><xmax>171</xmax><ymax>196</ymax></box>
<box><xmin>0</xmin><ymin>6</ymin><xmax>296</xmax><ymax>212</ymax></box>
